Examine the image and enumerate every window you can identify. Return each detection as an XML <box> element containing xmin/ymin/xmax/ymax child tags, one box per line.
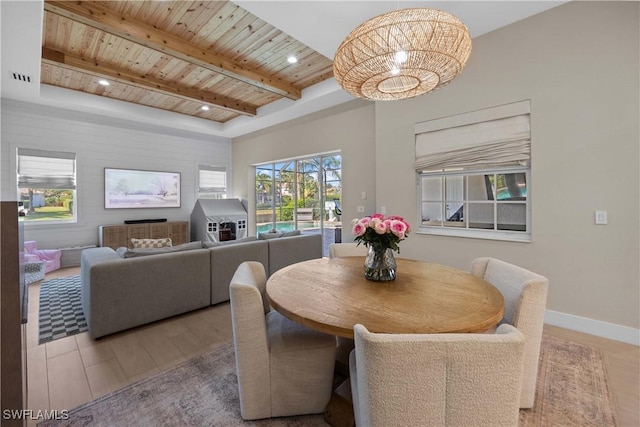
<box><xmin>415</xmin><ymin>101</ymin><xmax>531</xmax><ymax>242</ymax></box>
<box><xmin>255</xmin><ymin>153</ymin><xmax>342</xmax><ymax>252</ymax></box>
<box><xmin>17</xmin><ymin>148</ymin><xmax>77</xmax><ymax>223</ymax></box>
<box><xmin>198</xmin><ymin>165</ymin><xmax>227</xmax><ymax>199</ymax></box>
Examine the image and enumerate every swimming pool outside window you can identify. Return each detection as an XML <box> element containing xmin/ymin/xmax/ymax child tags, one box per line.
<box><xmin>255</xmin><ymin>153</ymin><xmax>342</xmax><ymax>238</ymax></box>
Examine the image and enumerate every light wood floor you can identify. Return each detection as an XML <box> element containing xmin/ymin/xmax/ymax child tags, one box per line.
<box><xmin>26</xmin><ymin>267</ymin><xmax>639</xmax><ymax>426</ymax></box>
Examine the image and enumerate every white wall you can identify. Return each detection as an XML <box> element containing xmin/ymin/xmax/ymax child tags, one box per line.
<box><xmin>375</xmin><ymin>1</ymin><xmax>639</xmax><ymax>330</ymax></box>
<box><xmin>1</xmin><ymin>1</ymin><xmax>634</xmax><ymax>337</ymax></box>
<box><xmin>232</xmin><ymin>100</ymin><xmax>376</xmax><ymax>237</ymax></box>
<box><xmin>232</xmin><ymin>2</ymin><xmax>639</xmax><ymax>336</ymax></box>
<box><xmin>1</xmin><ymin>99</ymin><xmax>231</xmax><ymax>249</ymax></box>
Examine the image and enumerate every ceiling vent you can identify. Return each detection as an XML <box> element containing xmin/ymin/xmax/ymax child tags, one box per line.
<box><xmin>11</xmin><ymin>72</ymin><xmax>32</xmax><ymax>83</ymax></box>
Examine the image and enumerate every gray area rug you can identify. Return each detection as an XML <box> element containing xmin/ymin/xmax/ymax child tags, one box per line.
<box><xmin>38</xmin><ymin>275</ymin><xmax>87</xmax><ymax>344</ymax></box>
<box><xmin>40</xmin><ymin>335</ymin><xmax>616</xmax><ymax>427</ymax></box>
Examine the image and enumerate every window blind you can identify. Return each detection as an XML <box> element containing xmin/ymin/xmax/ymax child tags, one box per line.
<box><xmin>17</xmin><ymin>148</ymin><xmax>76</xmax><ymax>189</ymax></box>
<box><xmin>414</xmin><ymin>100</ymin><xmax>531</xmax><ymax>172</ymax></box>
<box><xmin>198</xmin><ymin>166</ymin><xmax>227</xmax><ymax>198</ymax></box>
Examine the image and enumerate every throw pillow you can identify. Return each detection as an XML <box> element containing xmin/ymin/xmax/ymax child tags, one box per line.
<box><xmin>280</xmin><ymin>229</ymin><xmax>302</xmax><ymax>237</ymax></box>
<box><xmin>131</xmin><ymin>238</ymin><xmax>172</xmax><ymax>248</ymax></box>
<box><xmin>116</xmin><ymin>247</ymin><xmax>129</xmax><ymax>257</ymax></box>
<box><xmin>123</xmin><ymin>241</ymin><xmax>202</xmax><ymax>258</ymax></box>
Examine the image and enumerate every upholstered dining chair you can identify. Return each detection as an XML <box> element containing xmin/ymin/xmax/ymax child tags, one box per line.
<box><xmin>229</xmin><ymin>261</ymin><xmax>337</xmax><ymax>420</ymax></box>
<box><xmin>470</xmin><ymin>257</ymin><xmax>549</xmax><ymax>409</ymax></box>
<box><xmin>329</xmin><ymin>242</ymin><xmax>367</xmax><ymax>258</ymax></box>
<box><xmin>350</xmin><ymin>323</ymin><xmax>525</xmax><ymax>427</ymax></box>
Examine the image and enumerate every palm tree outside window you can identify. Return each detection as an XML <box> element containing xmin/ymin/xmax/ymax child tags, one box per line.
<box><xmin>255</xmin><ymin>153</ymin><xmax>342</xmax><ymax>255</ymax></box>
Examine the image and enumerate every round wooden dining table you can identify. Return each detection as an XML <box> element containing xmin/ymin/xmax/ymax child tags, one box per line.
<box><xmin>266</xmin><ymin>257</ymin><xmax>505</xmax><ymax>338</ymax></box>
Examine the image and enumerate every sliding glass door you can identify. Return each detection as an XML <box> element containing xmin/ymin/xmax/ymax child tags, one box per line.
<box><xmin>255</xmin><ymin>153</ymin><xmax>342</xmax><ymax>255</ymax></box>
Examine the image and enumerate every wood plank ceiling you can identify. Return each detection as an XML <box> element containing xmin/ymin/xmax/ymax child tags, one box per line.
<box><xmin>40</xmin><ymin>1</ymin><xmax>335</xmax><ymax>123</ymax></box>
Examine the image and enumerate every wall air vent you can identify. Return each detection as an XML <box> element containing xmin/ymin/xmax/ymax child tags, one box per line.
<box><xmin>11</xmin><ymin>72</ymin><xmax>32</xmax><ymax>83</ymax></box>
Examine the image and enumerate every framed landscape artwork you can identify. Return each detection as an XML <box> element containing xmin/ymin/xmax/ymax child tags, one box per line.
<box><xmin>104</xmin><ymin>168</ymin><xmax>181</xmax><ymax>209</ymax></box>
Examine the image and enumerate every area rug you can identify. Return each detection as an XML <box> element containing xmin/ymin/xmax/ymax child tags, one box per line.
<box><xmin>38</xmin><ymin>275</ymin><xmax>88</xmax><ymax>344</ymax></box>
<box><xmin>519</xmin><ymin>334</ymin><xmax>616</xmax><ymax>426</ymax></box>
<box><xmin>40</xmin><ymin>334</ymin><xmax>617</xmax><ymax>427</ymax></box>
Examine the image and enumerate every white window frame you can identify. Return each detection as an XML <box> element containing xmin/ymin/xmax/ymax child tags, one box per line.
<box><xmin>197</xmin><ymin>165</ymin><xmax>227</xmax><ymax>199</ymax></box>
<box><xmin>16</xmin><ymin>148</ymin><xmax>77</xmax><ymax>225</ymax></box>
<box><xmin>417</xmin><ymin>167</ymin><xmax>531</xmax><ymax>242</ymax></box>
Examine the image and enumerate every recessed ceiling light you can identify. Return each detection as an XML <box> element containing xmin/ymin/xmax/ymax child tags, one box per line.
<box><xmin>201</xmin><ymin>105</ymin><xmax>210</xmax><ymax>111</ymax></box>
<box><xmin>98</xmin><ymin>79</ymin><xmax>110</xmax><ymax>86</ymax></box>
<box><xmin>287</xmin><ymin>56</ymin><xmax>298</xmax><ymax>64</ymax></box>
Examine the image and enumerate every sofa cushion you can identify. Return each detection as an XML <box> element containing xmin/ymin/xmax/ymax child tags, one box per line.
<box><xmin>131</xmin><ymin>237</ymin><xmax>172</xmax><ymax>248</ymax></box>
<box><xmin>82</xmin><ymin>247</ymin><xmax>211</xmax><ymax>339</ymax></box>
<box><xmin>209</xmin><ymin>239</ymin><xmax>269</xmax><ymax>305</ymax></box>
<box><xmin>258</xmin><ymin>229</ymin><xmax>301</xmax><ymax>240</ymax></box>
<box><xmin>122</xmin><ymin>241</ymin><xmax>202</xmax><ymax>258</ymax></box>
<box><xmin>202</xmin><ymin>236</ymin><xmax>258</xmax><ymax>248</ymax></box>
<box><xmin>258</xmin><ymin>231</ymin><xmax>283</xmax><ymax>240</ymax></box>
<box><xmin>267</xmin><ymin>233</ymin><xmax>323</xmax><ymax>275</ymax></box>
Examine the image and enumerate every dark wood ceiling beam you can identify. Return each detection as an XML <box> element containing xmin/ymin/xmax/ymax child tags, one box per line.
<box><xmin>44</xmin><ymin>1</ymin><xmax>301</xmax><ymax>100</ymax></box>
<box><xmin>42</xmin><ymin>47</ymin><xmax>257</xmax><ymax>116</ymax></box>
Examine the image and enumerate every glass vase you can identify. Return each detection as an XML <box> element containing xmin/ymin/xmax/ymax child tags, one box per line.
<box><xmin>364</xmin><ymin>246</ymin><xmax>396</xmax><ymax>281</ymax></box>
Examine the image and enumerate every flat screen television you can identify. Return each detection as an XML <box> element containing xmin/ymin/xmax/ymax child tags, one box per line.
<box><xmin>104</xmin><ymin>168</ymin><xmax>181</xmax><ymax>209</ymax></box>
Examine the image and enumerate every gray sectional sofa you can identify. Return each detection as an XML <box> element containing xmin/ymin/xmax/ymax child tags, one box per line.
<box><xmin>80</xmin><ymin>233</ymin><xmax>322</xmax><ymax>339</ymax></box>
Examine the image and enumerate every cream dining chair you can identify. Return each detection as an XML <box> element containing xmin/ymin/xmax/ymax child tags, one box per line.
<box><xmin>470</xmin><ymin>257</ymin><xmax>549</xmax><ymax>408</ymax></box>
<box><xmin>229</xmin><ymin>261</ymin><xmax>336</xmax><ymax>420</ymax></box>
<box><xmin>349</xmin><ymin>323</ymin><xmax>525</xmax><ymax>427</ymax></box>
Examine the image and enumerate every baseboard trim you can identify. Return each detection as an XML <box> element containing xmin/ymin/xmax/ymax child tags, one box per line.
<box><xmin>545</xmin><ymin>310</ymin><xmax>639</xmax><ymax>346</ymax></box>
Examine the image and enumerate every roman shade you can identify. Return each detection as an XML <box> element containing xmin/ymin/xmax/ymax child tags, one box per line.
<box><xmin>198</xmin><ymin>165</ymin><xmax>226</xmax><ymax>198</ymax></box>
<box><xmin>414</xmin><ymin>100</ymin><xmax>531</xmax><ymax>172</ymax></box>
<box><xmin>17</xmin><ymin>148</ymin><xmax>76</xmax><ymax>189</ymax></box>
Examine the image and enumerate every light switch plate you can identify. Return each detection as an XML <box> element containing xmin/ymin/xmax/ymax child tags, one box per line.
<box><xmin>595</xmin><ymin>210</ymin><xmax>607</xmax><ymax>225</ymax></box>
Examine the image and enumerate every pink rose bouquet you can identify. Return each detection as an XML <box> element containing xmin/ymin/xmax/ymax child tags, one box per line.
<box><xmin>351</xmin><ymin>213</ymin><xmax>411</xmax><ymax>253</ymax></box>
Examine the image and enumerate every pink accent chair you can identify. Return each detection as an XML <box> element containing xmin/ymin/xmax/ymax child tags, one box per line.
<box><xmin>24</xmin><ymin>241</ymin><xmax>61</xmax><ymax>273</ymax></box>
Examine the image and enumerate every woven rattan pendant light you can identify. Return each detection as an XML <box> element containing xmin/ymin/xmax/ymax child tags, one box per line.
<box><xmin>333</xmin><ymin>8</ymin><xmax>472</xmax><ymax>101</ymax></box>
